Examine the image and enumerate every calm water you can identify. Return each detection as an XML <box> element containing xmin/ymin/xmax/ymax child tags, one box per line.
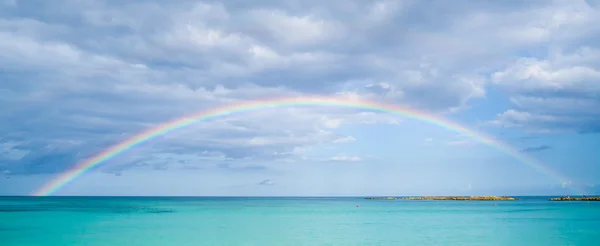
<box><xmin>1</xmin><ymin>197</ymin><xmax>599</xmax><ymax>246</ymax></box>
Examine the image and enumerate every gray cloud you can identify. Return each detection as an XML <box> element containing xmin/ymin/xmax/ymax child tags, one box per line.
<box><xmin>481</xmin><ymin>1</ymin><xmax>600</xmax><ymax>134</ymax></box>
<box><xmin>0</xmin><ymin>151</ymin><xmax>77</xmax><ymax>175</ymax></box>
<box><xmin>2</xmin><ymin>0</ymin><xmax>599</xmax><ymax>175</ymax></box>
<box><xmin>258</xmin><ymin>179</ymin><xmax>274</xmax><ymax>186</ymax></box>
<box><xmin>217</xmin><ymin>163</ymin><xmax>267</xmax><ymax>172</ymax></box>
<box><xmin>520</xmin><ymin>145</ymin><xmax>552</xmax><ymax>153</ymax></box>
<box><xmin>489</xmin><ymin>45</ymin><xmax>600</xmax><ymax>133</ymax></box>
<box><xmin>0</xmin><ymin>0</ymin><xmax>498</xmax><ymax>110</ymax></box>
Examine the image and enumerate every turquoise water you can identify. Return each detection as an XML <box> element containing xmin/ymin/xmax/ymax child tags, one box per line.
<box><xmin>1</xmin><ymin>197</ymin><xmax>599</xmax><ymax>246</ymax></box>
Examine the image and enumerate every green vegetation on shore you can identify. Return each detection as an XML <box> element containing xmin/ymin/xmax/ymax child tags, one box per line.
<box><xmin>549</xmin><ymin>196</ymin><xmax>600</xmax><ymax>201</ymax></box>
<box><xmin>365</xmin><ymin>196</ymin><xmax>517</xmax><ymax>201</ymax></box>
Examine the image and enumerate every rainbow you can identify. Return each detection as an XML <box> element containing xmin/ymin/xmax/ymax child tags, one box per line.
<box><xmin>32</xmin><ymin>96</ymin><xmax>572</xmax><ymax>196</ymax></box>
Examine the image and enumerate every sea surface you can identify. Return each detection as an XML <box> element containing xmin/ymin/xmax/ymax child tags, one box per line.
<box><xmin>1</xmin><ymin>196</ymin><xmax>599</xmax><ymax>246</ymax></box>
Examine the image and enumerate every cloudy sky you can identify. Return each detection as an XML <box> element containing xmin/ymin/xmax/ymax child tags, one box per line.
<box><xmin>1</xmin><ymin>0</ymin><xmax>599</xmax><ymax>196</ymax></box>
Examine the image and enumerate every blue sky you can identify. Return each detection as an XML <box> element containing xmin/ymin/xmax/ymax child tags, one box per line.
<box><xmin>1</xmin><ymin>0</ymin><xmax>599</xmax><ymax>196</ymax></box>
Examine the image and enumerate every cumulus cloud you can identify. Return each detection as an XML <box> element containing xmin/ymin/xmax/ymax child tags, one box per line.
<box><xmin>0</xmin><ymin>0</ymin><xmax>499</xmax><ymax>110</ymax></box>
<box><xmin>489</xmin><ymin>45</ymin><xmax>600</xmax><ymax>133</ymax></box>
<box><xmin>491</xmin><ymin>49</ymin><xmax>600</xmax><ymax>95</ymax></box>
<box><xmin>2</xmin><ymin>0</ymin><xmax>599</xmax><ymax>176</ymax></box>
<box><xmin>479</xmin><ymin>1</ymin><xmax>600</xmax><ymax>133</ymax></box>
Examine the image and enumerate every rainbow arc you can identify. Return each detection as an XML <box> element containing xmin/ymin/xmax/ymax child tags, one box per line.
<box><xmin>32</xmin><ymin>96</ymin><xmax>573</xmax><ymax>196</ymax></box>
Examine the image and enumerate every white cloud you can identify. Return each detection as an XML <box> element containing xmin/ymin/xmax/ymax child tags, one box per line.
<box><xmin>0</xmin><ymin>0</ymin><xmax>505</xmax><ymax>112</ymax></box>
<box><xmin>332</xmin><ymin>136</ymin><xmax>356</xmax><ymax>144</ymax></box>
<box><xmin>487</xmin><ymin>109</ymin><xmax>598</xmax><ymax>133</ymax></box>
<box><xmin>488</xmin><ymin>110</ymin><xmax>560</xmax><ymax>128</ymax></box>
<box><xmin>492</xmin><ymin>56</ymin><xmax>600</xmax><ymax>94</ymax></box>
<box><xmin>328</xmin><ymin>154</ymin><xmax>362</xmax><ymax>162</ymax></box>
<box><xmin>452</xmin><ymin>0</ymin><xmax>599</xmax><ymax>46</ymax></box>
<box><xmin>367</xmin><ymin>0</ymin><xmax>404</xmax><ymax>23</ymax></box>
<box><xmin>248</xmin><ymin>137</ymin><xmax>269</xmax><ymax>146</ymax></box>
<box><xmin>0</xmin><ymin>141</ymin><xmax>30</xmax><ymax>161</ymax></box>
<box><xmin>248</xmin><ymin>9</ymin><xmax>341</xmax><ymax>46</ymax></box>
<box><xmin>489</xmin><ymin>46</ymin><xmax>600</xmax><ymax>133</ymax></box>
<box><xmin>322</xmin><ymin>117</ymin><xmax>343</xmax><ymax>129</ymax></box>
<box><xmin>2</xmin><ymin>0</ymin><xmax>600</xmax><ymax>177</ymax></box>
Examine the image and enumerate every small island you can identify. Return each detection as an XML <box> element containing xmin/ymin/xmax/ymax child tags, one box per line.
<box><xmin>549</xmin><ymin>196</ymin><xmax>600</xmax><ymax>201</ymax></box>
<box><xmin>365</xmin><ymin>197</ymin><xmax>399</xmax><ymax>200</ymax></box>
<box><xmin>365</xmin><ymin>196</ymin><xmax>517</xmax><ymax>201</ymax></box>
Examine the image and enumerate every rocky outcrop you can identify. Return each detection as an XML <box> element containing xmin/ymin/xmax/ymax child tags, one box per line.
<box><xmin>365</xmin><ymin>196</ymin><xmax>517</xmax><ymax>201</ymax></box>
<box><xmin>364</xmin><ymin>197</ymin><xmax>399</xmax><ymax>200</ymax></box>
<box><xmin>549</xmin><ymin>196</ymin><xmax>600</xmax><ymax>201</ymax></box>
<box><xmin>402</xmin><ymin>196</ymin><xmax>517</xmax><ymax>201</ymax></box>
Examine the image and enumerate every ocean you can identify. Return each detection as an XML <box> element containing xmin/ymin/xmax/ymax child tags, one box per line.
<box><xmin>1</xmin><ymin>196</ymin><xmax>598</xmax><ymax>246</ymax></box>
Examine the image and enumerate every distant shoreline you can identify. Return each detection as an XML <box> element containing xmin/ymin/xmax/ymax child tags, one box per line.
<box><xmin>364</xmin><ymin>196</ymin><xmax>600</xmax><ymax>201</ymax></box>
<box><xmin>365</xmin><ymin>196</ymin><xmax>518</xmax><ymax>201</ymax></box>
<box><xmin>549</xmin><ymin>196</ymin><xmax>600</xmax><ymax>201</ymax></box>
<box><xmin>0</xmin><ymin>195</ymin><xmax>599</xmax><ymax>199</ymax></box>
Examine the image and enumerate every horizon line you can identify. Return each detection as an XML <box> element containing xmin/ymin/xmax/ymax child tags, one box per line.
<box><xmin>3</xmin><ymin>194</ymin><xmax>598</xmax><ymax>198</ymax></box>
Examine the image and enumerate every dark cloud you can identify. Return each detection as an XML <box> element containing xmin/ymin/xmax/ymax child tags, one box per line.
<box><xmin>257</xmin><ymin>179</ymin><xmax>274</xmax><ymax>186</ymax></box>
<box><xmin>577</xmin><ymin>124</ymin><xmax>600</xmax><ymax>134</ymax></box>
<box><xmin>489</xmin><ymin>109</ymin><xmax>600</xmax><ymax>134</ymax></box>
<box><xmin>520</xmin><ymin>145</ymin><xmax>552</xmax><ymax>153</ymax></box>
<box><xmin>0</xmin><ymin>151</ymin><xmax>77</xmax><ymax>175</ymax></box>
<box><xmin>217</xmin><ymin>163</ymin><xmax>267</xmax><ymax>172</ymax></box>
